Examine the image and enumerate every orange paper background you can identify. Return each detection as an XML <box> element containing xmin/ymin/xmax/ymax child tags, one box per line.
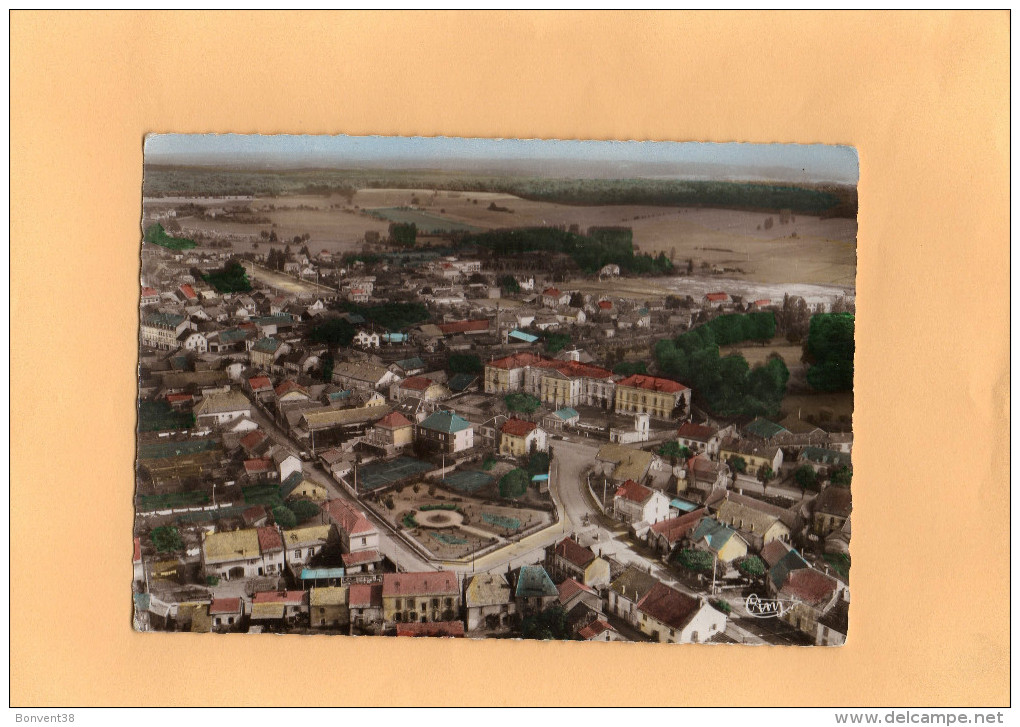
<box><xmin>10</xmin><ymin>11</ymin><xmax>1010</xmax><ymax>707</ymax></box>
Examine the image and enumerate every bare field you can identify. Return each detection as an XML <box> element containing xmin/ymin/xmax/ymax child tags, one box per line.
<box><xmin>779</xmin><ymin>391</ymin><xmax>854</xmax><ymax>425</ymax></box>
<box><xmin>721</xmin><ymin>339</ymin><xmax>806</xmax><ymax>369</ymax></box>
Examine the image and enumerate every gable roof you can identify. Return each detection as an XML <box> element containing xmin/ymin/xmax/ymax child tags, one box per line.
<box><xmin>553</xmin><ymin>537</ymin><xmax>597</xmax><ymax>569</ymax></box>
<box><xmin>202</xmin><ymin>529</ymin><xmax>261</xmax><ymax>564</ymax></box>
<box><xmin>418</xmin><ymin>410</ymin><xmax>471</xmax><ymax>434</ymax></box>
<box><xmin>577</xmin><ymin>619</ymin><xmax>616</xmax><ymax>640</ymax></box>
<box><xmin>648</xmin><ymin>508</ymin><xmax>709</xmax><ymax>545</ymax></box>
<box><xmin>399</xmin><ymin>376</ymin><xmax>435</xmax><ymax>391</ymax></box>
<box><xmin>636</xmin><ymin>581</ymin><xmax>702</xmax><ymax>629</ymax></box>
<box><xmin>348</xmin><ymin>582</ymin><xmax>383</xmax><ymax>608</ymax></box>
<box><xmin>374</xmin><ymin>411</ymin><xmax>413</xmax><ymax>430</ymax></box>
<box><xmin>447</xmin><ymin>373</ymin><xmax>478</xmax><ymax>392</ymax></box>
<box><xmin>689</xmin><ymin>517</ymin><xmax>740</xmax><ymax>553</ymax></box>
<box><xmin>609</xmin><ymin>566</ymin><xmax>661</xmax><ymax>602</ymax></box>
<box><xmin>382</xmin><ymin>571</ymin><xmax>459</xmax><ymax>597</ymax></box>
<box><xmin>194</xmin><ymin>390</ymin><xmax>250</xmax><ymax>416</ymax></box>
<box><xmin>208</xmin><ymin>597</ymin><xmax>242</xmax><ymax>615</ymax></box>
<box><xmin>779</xmin><ymin>567</ymin><xmax>840</xmax><ymax>608</ymax></box>
<box><xmin>248</xmin><ymin>375</ymin><xmax>273</xmax><ymax>391</ymax></box>
<box><xmin>486</xmin><ymin>351</ymin><xmax>546</xmax><ymax>370</ymax></box>
<box><xmin>705</xmin><ymin>292</ymin><xmax>729</xmax><ymax>302</ymax></box>
<box><xmin>557</xmin><ymin>578</ymin><xmax>596</xmax><ymax>606</ymax></box>
<box><xmin>282</xmin><ymin>525</ymin><xmax>331</xmax><ymax>548</ymax></box>
<box><xmin>552</xmin><ymin>407</ymin><xmax>580</xmax><ymax>421</ymax></box>
<box><xmin>309</xmin><ymin>586</ymin><xmax>348</xmax><ymax>607</ymax></box>
<box><xmin>814</xmin><ymin>485</ymin><xmax>852</xmax><ymax>518</ymax></box>
<box><xmin>761</xmin><ymin>538</ymin><xmax>795</xmax><ymax>568</ymax></box>
<box><xmin>801</xmin><ymin>446</ymin><xmax>853</xmax><ymax>468</ymax></box>
<box><xmin>677</xmin><ymin>422</ymin><xmax>719</xmax><ymax>442</ymax></box>
<box><xmin>614</xmin><ymin>479</ymin><xmax>654</xmax><ymax>504</ymax></box>
<box><xmin>275</xmin><ymin>380</ymin><xmax>309</xmax><ymax>398</ymax></box>
<box><xmin>323</xmin><ymin>499</ymin><xmax>375</xmax><ymax>536</ymax></box>
<box><xmin>437</xmin><ymin>319</ymin><xmax>489</xmax><ymax>335</ymax></box>
<box><xmin>744</xmin><ymin>417</ymin><xmax>789</xmax><ymax>440</ymax></box>
<box><xmin>256</xmin><ymin>526</ymin><xmax>283</xmax><ymax>553</ymax></box>
<box><xmin>501</xmin><ymin>418</ymin><xmax>537</xmax><ymax>438</ymax></box>
<box><xmin>465</xmin><ymin>573</ymin><xmax>512</xmax><ymax>608</ymax></box>
<box><xmin>769</xmin><ymin>548</ymin><xmax>811</xmax><ymax>590</ymax></box>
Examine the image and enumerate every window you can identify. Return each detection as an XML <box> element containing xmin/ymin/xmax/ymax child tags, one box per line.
<box><xmin>431</xmin><ymin>598</ymin><xmax>440</xmax><ymax>608</ymax></box>
<box><xmin>361</xmin><ymin>537</ymin><xmax>367</xmax><ymax>546</ymax></box>
<box><xmin>295</xmin><ymin>549</ymin><xmax>302</xmax><ymax>559</ymax></box>
<box><xmin>227</xmin><ymin>617</ymin><xmax>234</xmax><ymax>625</ymax></box>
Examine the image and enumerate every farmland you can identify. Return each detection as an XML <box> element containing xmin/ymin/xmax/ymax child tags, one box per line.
<box><xmin>366</xmin><ymin>207</ymin><xmax>483</xmax><ymax>234</ymax></box>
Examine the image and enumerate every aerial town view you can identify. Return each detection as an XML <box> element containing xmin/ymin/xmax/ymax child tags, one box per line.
<box><xmin>134</xmin><ymin>135</ymin><xmax>855</xmax><ymax>645</ymax></box>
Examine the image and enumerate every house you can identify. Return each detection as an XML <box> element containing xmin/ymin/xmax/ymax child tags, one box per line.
<box><xmin>557</xmin><ymin>578</ymin><xmax>601</xmax><ymax>614</ymax></box>
<box><xmin>614</xmin><ymin>374</ymin><xmax>691</xmax><ymax>420</ymax></box>
<box><xmin>390</xmin><ymin>356</ymin><xmax>426</xmax><ymax>376</ymax></box>
<box><xmin>719</xmin><ymin>438</ymin><xmax>784</xmax><ymax>477</ymax></box>
<box><xmin>713</xmin><ymin>492</ymin><xmax>794</xmax><ymax>551</ymax></box>
<box><xmin>201</xmin><ymin>527</ymin><xmax>283</xmax><ymax>581</ymax></box>
<box><xmin>484</xmin><ymin>352</ymin><xmax>545</xmax><ymax>394</ymax></box>
<box><xmin>141</xmin><ymin>312</ymin><xmax>190</xmax><ymax>351</ymax></box>
<box><xmin>645</xmin><ymin>507</ymin><xmax>709</xmax><ymax>556</ymax></box>
<box><xmin>704</xmin><ymin>292</ymin><xmax>730</xmax><ymax>307</ymax></box>
<box><xmin>416</xmin><ymin>410</ymin><xmax>474</xmax><ymax>454</ymax></box>
<box><xmin>382</xmin><ymin>571</ymin><xmax>461</xmax><ymax>624</ymax></box>
<box><xmin>816</xmin><ymin>596</ymin><xmax>849</xmax><ymax>647</ymax></box>
<box><xmin>141</xmin><ymin>286</ymin><xmax>160</xmax><ymax>306</ymax></box>
<box><xmin>744</xmin><ymin>417</ymin><xmax>790</xmax><ymax>442</ymax></box>
<box><xmin>777</xmin><ymin>566</ymin><xmax>843</xmax><ymax>640</ymax></box>
<box><xmin>310</xmin><ymin>586</ymin><xmax>349</xmax><ymax>630</ymax></box>
<box><xmin>208</xmin><ymin>598</ymin><xmax>244</xmax><ymax>631</ymax></box>
<box><xmin>251</xmin><ymin>590</ymin><xmax>308</xmax><ymax>626</ymax></box>
<box><xmin>243</xmin><ymin>457</ymin><xmax>276</xmax><ymax>483</ymax></box>
<box><xmin>322</xmin><ymin>499</ymin><xmax>380</xmax><ymax>555</ymax></box>
<box><xmin>193</xmin><ymin>390</ymin><xmax>252</xmax><ymax>427</ymax></box>
<box><xmin>499</xmin><ymin>418</ymin><xmax>548</xmax><ymax>457</ymax></box>
<box><xmin>543</xmin><ymin>407</ymin><xmax>580</xmax><ymax>431</ymax></box>
<box><xmin>332</xmin><ymin>361</ymin><xmax>400</xmax><ymax>391</ymax></box>
<box><xmin>635</xmin><ymin>582</ymin><xmax>726</xmax><ymax>643</ymax></box>
<box><xmin>800</xmin><ymin>446</ymin><xmax>853</xmax><ymax>473</ymax></box>
<box><xmin>512</xmin><ymin>565</ymin><xmax>559</xmax><ymax>617</ymax></box>
<box><xmin>177</xmin><ymin>330</ymin><xmax>208</xmax><ymax>354</ymax></box>
<box><xmin>464</xmin><ymin>572</ymin><xmax>515</xmax><ymax>632</ymax></box>
<box><xmin>437</xmin><ymin>319</ymin><xmax>490</xmax><ymax>336</ymax></box>
<box><xmin>270</xmin><ymin>447</ymin><xmax>302</xmax><ymax>482</ymax></box>
<box><xmin>353</xmin><ymin>330</ymin><xmax>381</xmax><ymax>349</ymax></box>
<box><xmin>249</xmin><ymin>337</ymin><xmax>290</xmax><ymax>371</ymax></box>
<box><xmin>613</xmin><ymin>479</ymin><xmax>671</xmax><ymax>526</ymax></box>
<box><xmin>541</xmin><ymin>287</ymin><xmax>570</xmax><ymax>306</ymax></box>
<box><xmin>595</xmin><ymin>443</ymin><xmax>655</xmax><ymax>484</ymax></box>
<box><xmin>274</xmin><ymin>379</ymin><xmax>310</xmax><ymax>404</ymax></box>
<box><xmin>679</xmin><ymin>455</ymin><xmax>730</xmax><ymax>496</ymax></box>
<box><xmin>282</xmin><ymin>525</ymin><xmax>332</xmax><ymax>569</ymax></box>
<box><xmin>547</xmin><ymin>537</ymin><xmax>611</xmax><ymax>588</ymax></box>
<box><xmin>812</xmin><ymin>485</ymin><xmax>852</xmax><ymax>536</ymax></box>
<box><xmin>676</xmin><ymin>422</ymin><xmax>732</xmax><ymax>458</ymax></box>
<box><xmin>687</xmin><ymin>517</ymin><xmax>749</xmax><ymax>563</ymax></box>
<box><xmin>390</xmin><ymin>376</ymin><xmax>450</xmax><ymax>403</ymax></box>
<box><xmin>279</xmin><ymin>471</ymin><xmax>329</xmax><ymax>501</ymax></box>
<box><xmin>246</xmin><ymin>375</ymin><xmax>274</xmax><ymax>401</ymax></box>
<box><xmin>366</xmin><ymin>411</ymin><xmax>415</xmax><ymax>450</ymax></box>
<box><xmin>348</xmin><ymin>582</ymin><xmax>384</xmax><ymax>630</ymax></box>
<box><xmin>577</xmin><ymin>619</ymin><xmax>621</xmax><ymax>642</ymax></box>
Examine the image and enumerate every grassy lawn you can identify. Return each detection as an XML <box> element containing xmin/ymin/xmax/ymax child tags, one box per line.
<box><xmin>242</xmin><ymin>484</ymin><xmax>283</xmax><ymax>508</ymax></box>
<box><xmin>138</xmin><ymin>400</ymin><xmax>195</xmax><ymax>432</ymax></box>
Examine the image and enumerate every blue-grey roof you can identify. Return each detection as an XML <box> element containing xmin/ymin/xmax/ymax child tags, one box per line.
<box><xmin>252</xmin><ymin>337</ymin><xmax>283</xmax><ymax>353</ymax></box>
<box><xmin>801</xmin><ymin>447</ymin><xmax>852</xmax><ymax>468</ymax></box>
<box><xmin>769</xmin><ymin>549</ymin><xmax>810</xmax><ymax>590</ymax></box>
<box><xmin>670</xmin><ymin>498</ymin><xmax>698</xmax><ymax>512</ymax></box>
<box><xmin>396</xmin><ymin>357</ymin><xmax>425</xmax><ymax>371</ymax></box>
<box><xmin>300</xmin><ymin>567</ymin><xmax>345</xmax><ymax>580</ymax></box>
<box><xmin>279</xmin><ymin>471</ymin><xmax>304</xmax><ymax>499</ymax></box>
<box><xmin>690</xmin><ymin>517</ymin><xmax>738</xmax><ymax>552</ymax></box>
<box><xmin>553</xmin><ymin>407</ymin><xmax>580</xmax><ymax>421</ymax></box>
<box><xmin>508</xmin><ymin>329</ymin><xmax>539</xmax><ymax>343</ymax></box>
<box><xmin>515</xmin><ymin>565</ymin><xmax>558</xmax><ymax>598</ymax></box>
<box><xmin>744</xmin><ymin>417</ymin><xmax>789</xmax><ymax>440</ymax></box>
<box><xmin>418</xmin><ymin>410</ymin><xmax>472</xmax><ymax>434</ymax></box>
<box><xmin>143</xmin><ymin>312</ymin><xmax>186</xmax><ymax>329</ymax></box>
<box><xmin>448</xmin><ymin>373</ymin><xmax>478</xmax><ymax>392</ymax></box>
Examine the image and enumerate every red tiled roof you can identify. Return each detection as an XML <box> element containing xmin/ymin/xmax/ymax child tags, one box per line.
<box><xmin>705</xmin><ymin>292</ymin><xmax>729</xmax><ymax>302</ymax></box>
<box><xmin>248</xmin><ymin>376</ymin><xmax>272</xmax><ymax>391</ymax></box>
<box><xmin>677</xmin><ymin>422</ymin><xmax>717</xmax><ymax>441</ymax></box>
<box><xmin>487</xmin><ymin>352</ymin><xmax>546</xmax><ymax>370</ymax></box>
<box><xmin>501</xmin><ymin>418</ymin><xmax>537</xmax><ymax>437</ymax></box>
<box><xmin>141</xmin><ymin>286</ymin><xmax>158</xmax><ymax>297</ymax></box>
<box><xmin>341</xmin><ymin>549</ymin><xmax>382</xmax><ymax>567</ymax></box>
<box><xmin>617</xmin><ymin>374</ymin><xmax>688</xmax><ymax>394</ymax></box>
<box><xmin>209</xmin><ymin>597</ymin><xmax>242</xmax><ymax>615</ymax></box>
<box><xmin>252</xmin><ymin>590</ymin><xmax>305</xmax><ymax>606</ymax></box>
<box><xmin>553</xmin><ymin>537</ymin><xmax>597</xmax><ymax>569</ymax></box>
<box><xmin>438</xmin><ymin>319</ymin><xmax>489</xmax><ymax>335</ymax></box>
<box><xmin>242</xmin><ymin>505</ymin><xmax>268</xmax><ymax>525</ymax></box>
<box><xmin>256</xmin><ymin>526</ymin><xmax>283</xmax><ymax>552</ymax></box>
<box><xmin>614</xmin><ymin>479</ymin><xmax>654</xmax><ymax>504</ymax></box>
<box><xmin>535</xmin><ymin>358</ymin><xmax>614</xmax><ymax>380</ymax></box>
<box><xmin>543</xmin><ymin>287</ymin><xmax>561</xmax><ymax>297</ymax></box>
<box><xmin>779</xmin><ymin>568</ymin><xmax>839</xmax><ymax>608</ymax></box>
<box><xmin>382</xmin><ymin>571</ymin><xmax>459</xmax><ymax>597</ymax></box>
<box><xmin>349</xmin><ymin>583</ymin><xmax>383</xmax><ymax>608</ymax></box>
<box><xmin>400</xmin><ymin>376</ymin><xmax>433</xmax><ymax>391</ymax></box>
<box><xmin>578</xmin><ymin>619</ymin><xmax>614</xmax><ymax>640</ymax></box>
<box><xmin>244</xmin><ymin>458</ymin><xmax>273</xmax><ymax>474</ymax></box>
<box><xmin>753</xmin><ymin>299</ymin><xmax>771</xmax><ymax>307</ymax></box>
<box><xmin>133</xmin><ymin>537</ymin><xmax>141</xmax><ymax>563</ymax></box>
<box><xmin>649</xmin><ymin>508</ymin><xmax>709</xmax><ymax>545</ymax></box>
<box><xmin>179</xmin><ymin>284</ymin><xmax>198</xmax><ymax>300</ymax></box>
<box><xmin>396</xmin><ymin>621</ymin><xmax>465</xmax><ymax>638</ymax></box>
<box><xmin>165</xmin><ymin>393</ymin><xmax>193</xmax><ymax>404</ymax></box>
<box><xmin>598</xmin><ymin>300</ymin><xmax>613</xmax><ymax>310</ymax></box>
<box><xmin>557</xmin><ymin>578</ymin><xmax>596</xmax><ymax>605</ymax></box>
<box><xmin>323</xmin><ymin>499</ymin><xmax>375</xmax><ymax>535</ymax></box>
<box><xmin>761</xmin><ymin>539</ymin><xmax>793</xmax><ymax>568</ymax></box>
<box><xmin>240</xmin><ymin>430</ymin><xmax>267</xmax><ymax>451</ymax></box>
<box><xmin>375</xmin><ymin>411</ymin><xmax>413</xmax><ymax>429</ymax></box>
<box><xmin>636</xmin><ymin>581</ymin><xmax>701</xmax><ymax>629</ymax></box>
<box><xmin>274</xmin><ymin>380</ymin><xmax>308</xmax><ymax>397</ymax></box>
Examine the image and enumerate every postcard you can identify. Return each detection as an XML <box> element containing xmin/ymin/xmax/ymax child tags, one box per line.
<box><xmin>134</xmin><ymin>135</ymin><xmax>856</xmax><ymax>644</ymax></box>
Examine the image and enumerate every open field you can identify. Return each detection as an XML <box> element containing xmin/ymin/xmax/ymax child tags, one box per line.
<box><xmin>721</xmin><ymin>338</ymin><xmax>806</xmax><ymax>369</ymax></box>
<box><xmin>143</xmin><ymin>185</ymin><xmax>856</xmax><ymax>288</ymax></box>
<box><xmin>779</xmin><ymin>391</ymin><xmax>854</xmax><ymax>428</ymax></box>
<box><xmin>367</xmin><ymin>207</ymin><xmax>483</xmax><ymax>234</ymax></box>
<box><xmin>245</xmin><ymin>263</ymin><xmax>334</xmax><ymax>296</ymax></box>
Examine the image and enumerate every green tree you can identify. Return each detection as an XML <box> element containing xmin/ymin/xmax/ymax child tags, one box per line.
<box><xmin>498</xmin><ymin>275</ymin><xmax>521</xmax><ymax>294</ymax></box>
<box><xmin>448</xmin><ymin>353</ymin><xmax>483</xmax><ymax>375</ymax></box>
<box><xmin>504</xmin><ymin>393</ymin><xmax>541</xmax><ymax>414</ymax></box>
<box><xmin>804</xmin><ymin>313</ymin><xmax>855</xmax><ymax>392</ymax></box>
<box><xmin>151</xmin><ymin>526</ymin><xmax>183</xmax><ymax>553</ymax></box>
<box><xmin>757</xmin><ymin>465</ymin><xmax>775</xmax><ymax>493</ymax></box>
<box><xmin>310</xmin><ymin>318</ymin><xmax>356</xmax><ymax>347</ymax></box>
<box><xmin>272</xmin><ymin>505</ymin><xmax>297</xmax><ymax>529</ymax></box>
<box><xmin>728</xmin><ymin>456</ymin><xmax>747</xmax><ymax>474</ymax></box>
<box><xmin>830</xmin><ymin>465</ymin><xmax>853</xmax><ymax>487</ymax></box>
<box><xmin>389</xmin><ymin>222</ymin><xmax>417</xmax><ymax>247</ymax></box>
<box><xmin>290</xmin><ymin>500</ymin><xmax>321</xmax><ymax>524</ymax></box>
<box><xmin>499</xmin><ymin>468</ymin><xmax>530</xmax><ymax>499</ymax></box>
<box><xmin>320</xmin><ymin>353</ymin><xmax>334</xmax><ymax>383</ymax></box>
<box><xmin>520</xmin><ymin>605</ymin><xmax>574</xmax><ymax>640</ymax></box>
<box><xmin>737</xmin><ymin>555</ymin><xmax>766</xmax><ymax>578</ymax></box>
<box><xmin>526</xmin><ymin>451</ymin><xmax>550</xmax><ymax>477</ymax></box>
<box><xmin>675</xmin><ymin>548</ymin><xmax>715</xmax><ymax>573</ymax></box>
<box><xmin>794</xmin><ymin>465</ymin><xmax>820</xmax><ymax>491</ymax></box>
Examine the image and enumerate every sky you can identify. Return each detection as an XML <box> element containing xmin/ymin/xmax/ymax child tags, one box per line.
<box><xmin>144</xmin><ymin>134</ymin><xmax>859</xmax><ymax>185</ymax></box>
